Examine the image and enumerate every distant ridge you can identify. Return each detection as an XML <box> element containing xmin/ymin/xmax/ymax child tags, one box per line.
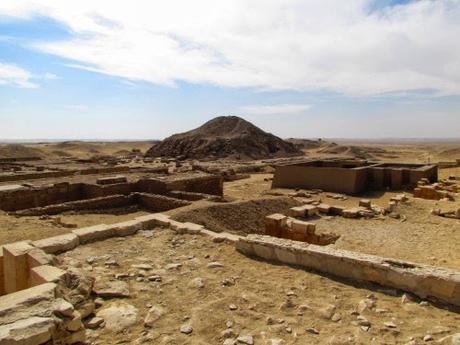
<box><xmin>145</xmin><ymin>115</ymin><xmax>302</xmax><ymax>160</ymax></box>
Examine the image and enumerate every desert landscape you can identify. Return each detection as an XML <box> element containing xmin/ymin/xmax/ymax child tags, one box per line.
<box><xmin>2</xmin><ymin>1</ymin><xmax>460</xmax><ymax>344</ymax></box>
<box><xmin>0</xmin><ymin>116</ymin><xmax>459</xmax><ymax>345</ymax></box>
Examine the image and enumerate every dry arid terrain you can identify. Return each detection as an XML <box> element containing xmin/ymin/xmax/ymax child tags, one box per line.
<box><xmin>1</xmin><ymin>134</ymin><xmax>460</xmax><ymax>345</ymax></box>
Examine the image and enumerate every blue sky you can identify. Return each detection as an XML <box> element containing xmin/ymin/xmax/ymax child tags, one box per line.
<box><xmin>0</xmin><ymin>0</ymin><xmax>459</xmax><ymax>140</ymax></box>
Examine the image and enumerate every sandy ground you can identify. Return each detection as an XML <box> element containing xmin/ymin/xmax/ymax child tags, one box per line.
<box><xmin>61</xmin><ymin>228</ymin><xmax>460</xmax><ymax>345</ymax></box>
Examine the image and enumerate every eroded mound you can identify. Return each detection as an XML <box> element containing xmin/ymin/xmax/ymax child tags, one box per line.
<box><xmin>145</xmin><ymin>116</ymin><xmax>302</xmax><ymax>160</ymax></box>
<box><xmin>173</xmin><ymin>197</ymin><xmax>300</xmax><ymax>235</ymax></box>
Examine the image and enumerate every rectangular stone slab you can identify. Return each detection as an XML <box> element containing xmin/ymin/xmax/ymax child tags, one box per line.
<box><xmin>236</xmin><ymin>234</ymin><xmax>460</xmax><ymax>307</ymax></box>
<box><xmin>3</xmin><ymin>241</ymin><xmax>34</xmax><ymax>293</ymax></box>
<box><xmin>29</xmin><ymin>265</ymin><xmax>67</xmax><ymax>286</ymax></box>
<box><xmin>32</xmin><ymin>233</ymin><xmax>79</xmax><ymax>254</ymax></box>
<box><xmin>72</xmin><ymin>224</ymin><xmax>115</xmax><ymax>244</ymax></box>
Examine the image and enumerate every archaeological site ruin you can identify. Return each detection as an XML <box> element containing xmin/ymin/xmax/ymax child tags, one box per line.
<box><xmin>0</xmin><ymin>118</ymin><xmax>459</xmax><ymax>345</ymax></box>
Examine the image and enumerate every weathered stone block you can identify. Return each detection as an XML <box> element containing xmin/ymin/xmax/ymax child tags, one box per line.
<box><xmin>3</xmin><ymin>241</ymin><xmax>34</xmax><ymax>293</ymax></box>
<box><xmin>72</xmin><ymin>224</ymin><xmax>115</xmax><ymax>244</ymax></box>
<box><xmin>29</xmin><ymin>265</ymin><xmax>66</xmax><ymax>286</ymax></box>
<box><xmin>317</xmin><ymin>203</ymin><xmax>331</xmax><ymax>214</ymax></box>
<box><xmin>291</xmin><ymin>220</ymin><xmax>315</xmax><ymax>234</ymax></box>
<box><xmin>359</xmin><ymin>199</ymin><xmax>371</xmax><ymax>208</ymax></box>
<box><xmin>0</xmin><ymin>316</ymin><xmax>55</xmax><ymax>345</ymax></box>
<box><xmin>329</xmin><ymin>205</ymin><xmax>345</xmax><ymax>216</ymax></box>
<box><xmin>0</xmin><ymin>283</ymin><xmax>56</xmax><ymax>324</ymax></box>
<box><xmin>135</xmin><ymin>213</ymin><xmax>171</xmax><ymax>228</ymax></box>
<box><xmin>27</xmin><ymin>248</ymin><xmax>53</xmax><ymax>268</ymax></box>
<box><xmin>109</xmin><ymin>220</ymin><xmax>142</xmax><ymax>237</ymax></box>
<box><xmin>32</xmin><ymin>233</ymin><xmax>79</xmax><ymax>254</ymax></box>
<box><xmin>288</xmin><ymin>206</ymin><xmax>306</xmax><ymax>217</ymax></box>
<box><xmin>265</xmin><ymin>213</ymin><xmax>287</xmax><ymax>237</ymax></box>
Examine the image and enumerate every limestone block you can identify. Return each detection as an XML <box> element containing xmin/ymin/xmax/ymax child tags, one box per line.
<box><xmin>0</xmin><ymin>283</ymin><xmax>56</xmax><ymax>324</ymax></box>
<box><xmin>3</xmin><ymin>241</ymin><xmax>34</xmax><ymax>293</ymax></box>
<box><xmin>359</xmin><ymin>199</ymin><xmax>371</xmax><ymax>208</ymax></box>
<box><xmin>302</xmin><ymin>205</ymin><xmax>318</xmax><ymax>217</ymax></box>
<box><xmin>252</xmin><ymin>243</ymin><xmax>275</xmax><ymax>261</ymax></box>
<box><xmin>0</xmin><ymin>316</ymin><xmax>55</xmax><ymax>345</ymax></box>
<box><xmin>329</xmin><ymin>205</ymin><xmax>345</xmax><ymax>216</ymax></box>
<box><xmin>170</xmin><ymin>220</ymin><xmax>203</xmax><ymax>234</ymax></box>
<box><xmin>237</xmin><ymin>235</ymin><xmax>460</xmax><ymax>307</ymax></box>
<box><xmin>32</xmin><ymin>233</ymin><xmax>79</xmax><ymax>254</ymax></box>
<box><xmin>72</xmin><ymin>224</ymin><xmax>115</xmax><ymax>244</ymax></box>
<box><xmin>291</xmin><ymin>220</ymin><xmax>315</xmax><ymax>235</ymax></box>
<box><xmin>317</xmin><ymin>203</ymin><xmax>331</xmax><ymax>214</ymax></box>
<box><xmin>26</xmin><ymin>248</ymin><xmax>53</xmax><ymax>269</ymax></box>
<box><xmin>343</xmin><ymin>208</ymin><xmax>360</xmax><ymax>218</ymax></box>
<box><xmin>265</xmin><ymin>213</ymin><xmax>287</xmax><ymax>237</ymax></box>
<box><xmin>109</xmin><ymin>220</ymin><xmax>142</xmax><ymax>237</ymax></box>
<box><xmin>288</xmin><ymin>206</ymin><xmax>306</xmax><ymax>217</ymax></box>
<box><xmin>180</xmin><ymin>222</ymin><xmax>204</xmax><ymax>234</ymax></box>
<box><xmin>135</xmin><ymin>213</ymin><xmax>171</xmax><ymax>228</ymax></box>
<box><xmin>30</xmin><ymin>265</ymin><xmax>66</xmax><ymax>286</ymax></box>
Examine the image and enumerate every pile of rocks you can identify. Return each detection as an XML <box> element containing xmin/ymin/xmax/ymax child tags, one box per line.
<box><xmin>414</xmin><ymin>178</ymin><xmax>456</xmax><ymax>201</ymax></box>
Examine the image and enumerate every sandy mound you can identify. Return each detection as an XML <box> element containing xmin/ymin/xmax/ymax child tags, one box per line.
<box><xmin>146</xmin><ymin>116</ymin><xmax>302</xmax><ymax>160</ymax></box>
<box><xmin>318</xmin><ymin>143</ymin><xmax>387</xmax><ymax>159</ymax></box>
<box><xmin>286</xmin><ymin>138</ymin><xmax>327</xmax><ymax>150</ymax></box>
<box><xmin>0</xmin><ymin>144</ymin><xmax>44</xmax><ymax>158</ymax></box>
<box><xmin>173</xmin><ymin>197</ymin><xmax>300</xmax><ymax>235</ymax></box>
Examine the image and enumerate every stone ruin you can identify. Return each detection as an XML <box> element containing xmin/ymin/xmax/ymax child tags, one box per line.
<box><xmin>272</xmin><ymin>159</ymin><xmax>438</xmax><ymax>194</ymax></box>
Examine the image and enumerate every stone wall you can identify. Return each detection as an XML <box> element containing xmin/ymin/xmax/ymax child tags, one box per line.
<box><xmin>136</xmin><ymin>193</ymin><xmax>191</xmax><ymax>212</ymax></box>
<box><xmin>14</xmin><ymin>194</ymin><xmax>135</xmax><ymax>216</ymax></box>
<box><xmin>0</xmin><ymin>182</ymin><xmax>84</xmax><ymax>212</ymax></box>
<box><xmin>236</xmin><ymin>234</ymin><xmax>460</xmax><ymax>307</ymax></box>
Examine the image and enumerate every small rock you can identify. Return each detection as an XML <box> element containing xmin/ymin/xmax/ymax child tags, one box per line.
<box><xmin>229</xmin><ymin>304</ymin><xmax>238</xmax><ymax>311</ymax></box>
<box><xmin>144</xmin><ymin>305</ymin><xmax>166</xmax><ymax>327</ymax></box>
<box><xmin>188</xmin><ymin>277</ymin><xmax>205</xmax><ymax>289</ymax></box>
<box><xmin>96</xmin><ymin>303</ymin><xmax>138</xmax><ymax>332</ymax></box>
<box><xmin>237</xmin><ymin>335</ymin><xmax>254</xmax><ymax>344</ymax></box>
<box><xmin>85</xmin><ymin>316</ymin><xmax>104</xmax><ymax>329</ymax></box>
<box><xmin>384</xmin><ymin>322</ymin><xmax>397</xmax><ymax>329</ymax></box>
<box><xmin>221</xmin><ymin>328</ymin><xmax>236</xmax><ymax>338</ymax></box>
<box><xmin>93</xmin><ymin>280</ymin><xmax>130</xmax><ymax>298</ymax></box>
<box><xmin>306</xmin><ymin>327</ymin><xmax>319</xmax><ymax>335</ymax></box>
<box><xmin>423</xmin><ymin>335</ymin><xmax>433</xmax><ymax>342</ymax></box>
<box><xmin>207</xmin><ymin>261</ymin><xmax>225</xmax><ymax>268</ymax></box>
<box><xmin>165</xmin><ymin>263</ymin><xmax>182</xmax><ymax>270</ymax></box>
<box><xmin>180</xmin><ymin>324</ymin><xmax>193</xmax><ymax>334</ymax></box>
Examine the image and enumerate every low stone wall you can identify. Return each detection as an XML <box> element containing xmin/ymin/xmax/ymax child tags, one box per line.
<box><xmin>236</xmin><ymin>234</ymin><xmax>460</xmax><ymax>307</ymax></box>
<box><xmin>168</xmin><ymin>190</ymin><xmax>221</xmax><ymax>201</ymax></box>
<box><xmin>136</xmin><ymin>193</ymin><xmax>191</xmax><ymax>212</ymax></box>
<box><xmin>0</xmin><ymin>182</ymin><xmax>84</xmax><ymax>211</ymax></box>
<box><xmin>13</xmin><ymin>194</ymin><xmax>135</xmax><ymax>216</ymax></box>
<box><xmin>164</xmin><ymin>175</ymin><xmax>224</xmax><ymax>196</ymax></box>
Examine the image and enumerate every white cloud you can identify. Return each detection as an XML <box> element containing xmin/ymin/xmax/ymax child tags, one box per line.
<box><xmin>0</xmin><ymin>62</ymin><xmax>38</xmax><ymax>88</ymax></box>
<box><xmin>241</xmin><ymin>104</ymin><xmax>311</xmax><ymax>115</ymax></box>
<box><xmin>1</xmin><ymin>0</ymin><xmax>460</xmax><ymax>95</ymax></box>
<box><xmin>43</xmin><ymin>72</ymin><xmax>59</xmax><ymax>80</ymax></box>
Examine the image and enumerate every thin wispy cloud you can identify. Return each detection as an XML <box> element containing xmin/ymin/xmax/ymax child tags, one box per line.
<box><xmin>241</xmin><ymin>104</ymin><xmax>311</xmax><ymax>115</ymax></box>
<box><xmin>0</xmin><ymin>62</ymin><xmax>38</xmax><ymax>88</ymax></box>
<box><xmin>0</xmin><ymin>0</ymin><xmax>459</xmax><ymax>96</ymax></box>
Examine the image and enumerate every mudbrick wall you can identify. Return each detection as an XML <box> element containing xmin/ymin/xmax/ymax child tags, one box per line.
<box><xmin>136</xmin><ymin>193</ymin><xmax>191</xmax><ymax>212</ymax></box>
<box><xmin>0</xmin><ymin>173</ymin><xmax>222</xmax><ymax>212</ymax></box>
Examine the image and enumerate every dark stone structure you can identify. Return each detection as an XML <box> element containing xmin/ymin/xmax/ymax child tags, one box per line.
<box><xmin>272</xmin><ymin>159</ymin><xmax>438</xmax><ymax>194</ymax></box>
